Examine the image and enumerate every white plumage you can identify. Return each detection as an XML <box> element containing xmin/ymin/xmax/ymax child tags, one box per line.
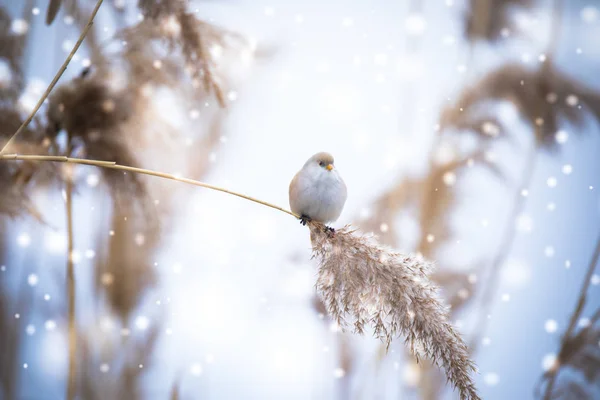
<box><xmin>289</xmin><ymin>152</ymin><xmax>347</xmax><ymax>223</ymax></box>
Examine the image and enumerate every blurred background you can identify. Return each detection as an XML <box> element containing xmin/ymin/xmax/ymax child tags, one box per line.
<box><xmin>0</xmin><ymin>0</ymin><xmax>599</xmax><ymax>399</ymax></box>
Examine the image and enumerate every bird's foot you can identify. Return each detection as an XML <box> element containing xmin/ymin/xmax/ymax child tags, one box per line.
<box><xmin>325</xmin><ymin>226</ymin><xmax>335</xmax><ymax>238</ymax></box>
<box><xmin>299</xmin><ymin>214</ymin><xmax>311</xmax><ymax>226</ymax></box>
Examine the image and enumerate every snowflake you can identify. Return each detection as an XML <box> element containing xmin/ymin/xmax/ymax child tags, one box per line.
<box><xmin>581</xmin><ymin>6</ymin><xmax>598</xmax><ymax>23</ymax></box>
<box><xmin>135</xmin><ymin>315</ymin><xmax>149</xmax><ymax>330</ymax></box>
<box><xmin>25</xmin><ymin>325</ymin><xmax>35</xmax><ymax>336</ymax></box>
<box><xmin>545</xmin><ymin>319</ymin><xmax>558</xmax><ymax>333</ymax></box>
<box><xmin>555</xmin><ymin>130</ymin><xmax>569</xmax><ymax>144</ymax></box>
<box><xmin>542</xmin><ymin>353</ymin><xmax>558</xmax><ymax>371</ymax></box>
<box><xmin>190</xmin><ymin>363</ymin><xmax>203</xmax><ymax>376</ymax></box>
<box><xmin>27</xmin><ymin>274</ymin><xmax>38</xmax><ymax>287</ymax></box>
<box><xmin>17</xmin><ymin>233</ymin><xmax>31</xmax><ymax>247</ymax></box>
<box><xmin>333</xmin><ymin>368</ymin><xmax>345</xmax><ymax>378</ymax></box>
<box><xmin>45</xmin><ymin>320</ymin><xmax>56</xmax><ymax>331</ymax></box>
<box><xmin>484</xmin><ymin>372</ymin><xmax>499</xmax><ymax>386</ymax></box>
<box><xmin>11</xmin><ymin>19</ymin><xmax>29</xmax><ymax>35</ymax></box>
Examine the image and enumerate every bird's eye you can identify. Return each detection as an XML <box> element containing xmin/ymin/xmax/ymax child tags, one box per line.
<box><xmin>319</xmin><ymin>161</ymin><xmax>324</xmax><ymax>166</ymax></box>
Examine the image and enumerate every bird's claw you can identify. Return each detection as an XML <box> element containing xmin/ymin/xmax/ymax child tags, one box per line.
<box><xmin>325</xmin><ymin>226</ymin><xmax>335</xmax><ymax>238</ymax></box>
<box><xmin>299</xmin><ymin>214</ymin><xmax>311</xmax><ymax>226</ymax></box>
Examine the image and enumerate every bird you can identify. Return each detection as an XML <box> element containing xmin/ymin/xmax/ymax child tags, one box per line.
<box><xmin>289</xmin><ymin>152</ymin><xmax>347</xmax><ymax>229</ymax></box>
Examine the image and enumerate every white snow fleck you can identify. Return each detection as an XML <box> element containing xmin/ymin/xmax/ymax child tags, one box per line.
<box><xmin>86</xmin><ymin>174</ymin><xmax>99</xmax><ymax>187</ymax></box>
<box><xmin>404</xmin><ymin>14</ymin><xmax>426</xmax><ymax>36</ymax></box>
<box><xmin>403</xmin><ymin>362</ymin><xmax>420</xmax><ymax>387</ymax></box>
<box><xmin>26</xmin><ymin>324</ymin><xmax>36</xmax><ymax>335</ymax></box>
<box><xmin>581</xmin><ymin>6</ymin><xmax>598</xmax><ymax>23</ymax></box>
<box><xmin>591</xmin><ymin>274</ymin><xmax>600</xmax><ymax>285</ymax></box>
<box><xmin>190</xmin><ymin>363</ymin><xmax>203</xmax><ymax>376</ymax></box>
<box><xmin>62</xmin><ymin>40</ymin><xmax>74</xmax><ymax>53</ymax></box>
<box><xmin>555</xmin><ymin>130</ymin><xmax>568</xmax><ymax>144</ymax></box>
<box><xmin>542</xmin><ymin>353</ymin><xmax>558</xmax><ymax>371</ymax></box>
<box><xmin>544</xmin><ymin>246</ymin><xmax>555</xmax><ymax>257</ymax></box>
<box><xmin>342</xmin><ymin>17</ymin><xmax>354</xmax><ymax>27</ymax></box>
<box><xmin>27</xmin><ymin>274</ymin><xmax>38</xmax><ymax>287</ymax></box>
<box><xmin>516</xmin><ymin>213</ymin><xmax>533</xmax><ymax>232</ymax></box>
<box><xmin>443</xmin><ymin>171</ymin><xmax>456</xmax><ymax>186</ymax></box>
<box><xmin>11</xmin><ymin>19</ymin><xmax>29</xmax><ymax>35</ymax></box>
<box><xmin>544</xmin><ymin>319</ymin><xmax>558</xmax><ymax>333</ymax></box>
<box><xmin>484</xmin><ymin>372</ymin><xmax>499</xmax><ymax>386</ymax></box>
<box><xmin>547</xmin><ymin>177</ymin><xmax>557</xmax><ymax>188</ymax></box>
<box><xmin>17</xmin><ymin>233</ymin><xmax>31</xmax><ymax>247</ymax></box>
<box><xmin>579</xmin><ymin>318</ymin><xmax>591</xmax><ymax>328</ymax></box>
<box><xmin>566</xmin><ymin>95</ymin><xmax>579</xmax><ymax>107</ymax></box>
<box><xmin>100</xmin><ymin>363</ymin><xmax>110</xmax><ymax>373</ymax></box>
<box><xmin>562</xmin><ymin>164</ymin><xmax>572</xmax><ymax>175</ymax></box>
<box><xmin>333</xmin><ymin>368</ymin><xmax>345</xmax><ymax>378</ymax></box>
<box><xmin>189</xmin><ymin>109</ymin><xmax>200</xmax><ymax>120</ymax></box>
<box><xmin>45</xmin><ymin>320</ymin><xmax>56</xmax><ymax>331</ymax></box>
<box><xmin>135</xmin><ymin>315</ymin><xmax>150</xmax><ymax>330</ymax></box>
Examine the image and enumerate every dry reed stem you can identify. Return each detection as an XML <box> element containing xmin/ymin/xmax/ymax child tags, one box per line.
<box><xmin>308</xmin><ymin>221</ymin><xmax>480</xmax><ymax>400</ymax></box>
<box><xmin>542</xmin><ymin>233</ymin><xmax>600</xmax><ymax>399</ymax></box>
<box><xmin>0</xmin><ymin>0</ymin><xmax>104</xmax><ymax>156</ymax></box>
<box><xmin>0</xmin><ymin>154</ymin><xmax>298</xmax><ymax>218</ymax></box>
<box><xmin>64</xmin><ymin>146</ymin><xmax>77</xmax><ymax>400</ymax></box>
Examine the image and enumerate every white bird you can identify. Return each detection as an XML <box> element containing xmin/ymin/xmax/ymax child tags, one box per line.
<box><xmin>289</xmin><ymin>152</ymin><xmax>347</xmax><ymax>226</ymax></box>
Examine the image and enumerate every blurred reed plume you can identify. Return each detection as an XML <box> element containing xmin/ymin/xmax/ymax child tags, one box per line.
<box><xmin>440</xmin><ymin>63</ymin><xmax>600</xmax><ymax>149</ymax></box>
<box><xmin>47</xmin><ymin>69</ymin><xmax>147</xmax><ymax>201</ymax></box>
<box><xmin>309</xmin><ymin>222</ymin><xmax>480</xmax><ymax>400</ymax></box>
<box><xmin>0</xmin><ymin>5</ymin><xmax>54</xmax><ymax>221</ymax></box>
<box><xmin>464</xmin><ymin>0</ymin><xmax>534</xmax><ymax>42</ymax></box>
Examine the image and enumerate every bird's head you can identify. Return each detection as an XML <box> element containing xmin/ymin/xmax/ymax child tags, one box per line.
<box><xmin>307</xmin><ymin>152</ymin><xmax>335</xmax><ymax>171</ymax></box>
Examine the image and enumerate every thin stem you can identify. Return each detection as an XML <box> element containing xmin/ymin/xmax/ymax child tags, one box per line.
<box><xmin>0</xmin><ymin>0</ymin><xmax>104</xmax><ymax>155</ymax></box>
<box><xmin>0</xmin><ymin>154</ymin><xmax>299</xmax><ymax>219</ymax></box>
<box><xmin>65</xmin><ymin>142</ymin><xmax>77</xmax><ymax>400</ymax></box>
<box><xmin>469</xmin><ymin>142</ymin><xmax>537</xmax><ymax>352</ymax></box>
<box><xmin>541</xmin><ymin>234</ymin><xmax>600</xmax><ymax>400</ymax></box>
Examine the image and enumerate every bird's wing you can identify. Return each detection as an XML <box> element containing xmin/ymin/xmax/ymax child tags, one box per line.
<box><xmin>289</xmin><ymin>171</ymin><xmax>301</xmax><ymax>212</ymax></box>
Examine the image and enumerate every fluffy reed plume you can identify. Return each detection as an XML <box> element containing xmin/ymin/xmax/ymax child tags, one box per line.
<box><xmin>136</xmin><ymin>0</ymin><xmax>243</xmax><ymax>106</ymax></box>
<box><xmin>0</xmin><ymin>107</ymin><xmax>54</xmax><ymax>220</ymax></box>
<box><xmin>94</xmin><ymin>203</ymin><xmax>159</xmax><ymax>321</ymax></box>
<box><xmin>309</xmin><ymin>221</ymin><xmax>480</xmax><ymax>400</ymax></box>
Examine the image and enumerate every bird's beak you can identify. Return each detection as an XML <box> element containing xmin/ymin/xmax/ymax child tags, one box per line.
<box><xmin>326</xmin><ymin>164</ymin><xmax>333</xmax><ymax>171</ymax></box>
